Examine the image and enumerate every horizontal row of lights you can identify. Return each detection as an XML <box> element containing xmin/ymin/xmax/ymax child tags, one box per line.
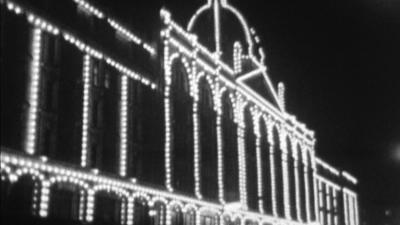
<box><xmin>73</xmin><ymin>0</ymin><xmax>104</xmax><ymax>18</ymax></box>
<box><xmin>108</xmin><ymin>18</ymin><xmax>156</xmax><ymax>55</ymax></box>
<box><xmin>1</xmin><ymin>152</ymin><xmax>304</xmax><ymax>225</ymax></box>
<box><xmin>72</xmin><ymin>0</ymin><xmax>155</xmax><ymax>56</ymax></box>
<box><xmin>1</xmin><ymin>0</ymin><xmax>157</xmax><ymax>89</ymax></box>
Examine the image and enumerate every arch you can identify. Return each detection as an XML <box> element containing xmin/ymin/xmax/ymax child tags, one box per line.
<box><xmin>223</xmin><ymin>213</ymin><xmax>242</xmax><ymax>225</ymax></box>
<box><xmin>244</xmin><ymin>217</ymin><xmax>259</xmax><ymax>225</ymax></box>
<box><xmin>170</xmin><ymin>202</ymin><xmax>184</xmax><ymax>225</ymax></box>
<box><xmin>244</xmin><ymin>106</ymin><xmax>257</xmax><ymax>211</ymax></box>
<box><xmin>171</xmin><ymin>57</ymin><xmax>195</xmax><ymax>195</ymax></box>
<box><xmin>221</xmin><ymin>90</ymin><xmax>239</xmax><ymax>202</ymax></box>
<box><xmin>0</xmin><ymin>163</ymin><xmax>14</xmax><ymax>182</ymax></box>
<box><xmin>196</xmin><ymin>73</ymin><xmax>216</xmax><ymax>99</ymax></box>
<box><xmin>183</xmin><ymin>203</ymin><xmax>198</xmax><ymax>213</ymax></box>
<box><xmin>152</xmin><ymin>199</ymin><xmax>167</xmax><ymax>225</ymax></box>
<box><xmin>272</xmin><ymin>124</ymin><xmax>284</xmax><ymax>217</ymax></box>
<box><xmin>259</xmin><ymin>116</ymin><xmax>272</xmax><ymax>214</ymax></box>
<box><xmin>133</xmin><ymin>196</ymin><xmax>151</xmax><ymax>225</ymax></box>
<box><xmin>48</xmin><ymin>177</ymin><xmax>88</xmax><ymax>221</ymax></box>
<box><xmin>92</xmin><ymin>184</ymin><xmax>130</xmax><ymax>198</ymax></box>
<box><xmin>131</xmin><ymin>192</ymin><xmax>151</xmax><ymax>202</ymax></box>
<box><xmin>14</xmin><ymin>168</ymin><xmax>45</xmax><ymax>182</ymax></box>
<box><xmin>150</xmin><ymin>196</ymin><xmax>168</xmax><ymax>207</ymax></box>
<box><xmin>93</xmin><ymin>185</ymin><xmax>129</xmax><ymax>225</ymax></box>
<box><xmin>183</xmin><ymin>206</ymin><xmax>197</xmax><ymax>225</ymax></box>
<box><xmin>187</xmin><ymin>0</ymin><xmax>255</xmax><ymax>56</ymax></box>
<box><xmin>168</xmin><ymin>200</ymin><xmax>185</xmax><ymax>210</ymax></box>
<box><xmin>49</xmin><ymin>176</ymin><xmax>89</xmax><ymax>189</ymax></box>
<box><xmin>198</xmin><ymin>75</ymin><xmax>218</xmax><ymax>201</ymax></box>
<box><xmin>2</xmin><ymin>174</ymin><xmax>40</xmax><ymax>222</ymax></box>
<box><xmin>199</xmin><ymin>207</ymin><xmax>219</xmax><ymax>225</ymax></box>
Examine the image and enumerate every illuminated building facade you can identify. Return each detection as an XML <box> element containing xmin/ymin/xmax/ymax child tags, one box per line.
<box><xmin>0</xmin><ymin>0</ymin><xmax>359</xmax><ymax>225</ymax></box>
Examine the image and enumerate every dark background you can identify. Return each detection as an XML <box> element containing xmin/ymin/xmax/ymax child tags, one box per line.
<box><xmin>95</xmin><ymin>0</ymin><xmax>400</xmax><ymax>223</ymax></box>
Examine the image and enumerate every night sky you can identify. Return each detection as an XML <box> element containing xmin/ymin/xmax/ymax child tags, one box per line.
<box><xmin>97</xmin><ymin>0</ymin><xmax>400</xmax><ymax>217</ymax></box>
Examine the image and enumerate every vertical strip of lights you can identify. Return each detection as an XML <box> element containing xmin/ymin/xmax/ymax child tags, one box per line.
<box><xmin>294</xmin><ymin>148</ymin><xmax>301</xmax><ymax>221</ymax></box>
<box><xmin>333</xmin><ymin>189</ymin><xmax>338</xmax><ymax>225</ymax></box>
<box><xmin>120</xmin><ymin>199</ymin><xmax>126</xmax><ymax>224</ymax></box>
<box><xmin>81</xmin><ymin>54</ymin><xmax>91</xmax><ymax>167</ymax></box>
<box><xmin>281</xmin><ymin>133</ymin><xmax>291</xmax><ymax>219</ymax></box>
<box><xmin>32</xmin><ymin>181</ymin><xmax>40</xmax><ymax>216</ymax></box>
<box><xmin>39</xmin><ymin>180</ymin><xmax>50</xmax><ymax>217</ymax></box>
<box><xmin>195</xmin><ymin>209</ymin><xmax>201</xmax><ymax>225</ymax></box>
<box><xmin>238</xmin><ymin>125</ymin><xmax>245</xmax><ymax>207</ymax></box>
<box><xmin>304</xmin><ymin>153</ymin><xmax>311</xmax><ymax>222</ymax></box>
<box><xmin>354</xmin><ymin>195</ymin><xmax>359</xmax><ymax>225</ymax></box>
<box><xmin>193</xmin><ymin>79</ymin><xmax>201</xmax><ymax>199</ymax></box>
<box><xmin>126</xmin><ymin>197</ymin><xmax>134</xmax><ymax>225</ymax></box>
<box><xmin>166</xmin><ymin>205</ymin><xmax>172</xmax><ymax>225</ymax></box>
<box><xmin>191</xmin><ymin>59</ymin><xmax>201</xmax><ymax>199</ymax></box>
<box><xmin>233</xmin><ymin>42</ymin><xmax>242</xmax><ymax>74</ymax></box>
<box><xmin>79</xmin><ymin>190</ymin><xmax>85</xmax><ymax>221</ymax></box>
<box><xmin>163</xmin><ymin>43</ymin><xmax>173</xmax><ymax>191</ymax></box>
<box><xmin>313</xmin><ymin>161</ymin><xmax>319</xmax><ymax>222</ymax></box>
<box><xmin>267</xmin><ymin>122</ymin><xmax>277</xmax><ymax>216</ymax></box>
<box><xmin>216</xmin><ymin>107</ymin><xmax>224</xmax><ymax>203</ymax></box>
<box><xmin>213</xmin><ymin>0</ymin><xmax>221</xmax><ymax>53</ymax></box>
<box><xmin>348</xmin><ymin>193</ymin><xmax>353</xmax><ymax>225</ymax></box>
<box><xmin>318</xmin><ymin>180</ymin><xmax>324</xmax><ymax>225</ymax></box>
<box><xmin>326</xmin><ymin>186</ymin><xmax>331</xmax><ymax>225</ymax></box>
<box><xmin>255</xmin><ymin>120</ymin><xmax>264</xmax><ymax>213</ymax></box>
<box><xmin>237</xmin><ymin>100</ymin><xmax>247</xmax><ymax>208</ymax></box>
<box><xmin>86</xmin><ymin>189</ymin><xmax>95</xmax><ymax>222</ymax></box>
<box><xmin>25</xmin><ymin>28</ymin><xmax>42</xmax><ymax>155</ymax></box>
<box><xmin>119</xmin><ymin>75</ymin><xmax>128</xmax><ymax>177</ymax></box>
<box><xmin>350</xmin><ymin>195</ymin><xmax>355</xmax><ymax>225</ymax></box>
<box><xmin>343</xmin><ymin>192</ymin><xmax>348</xmax><ymax>225</ymax></box>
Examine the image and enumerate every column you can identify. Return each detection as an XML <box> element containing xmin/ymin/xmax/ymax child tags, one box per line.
<box><xmin>25</xmin><ymin>28</ymin><xmax>42</xmax><ymax>155</ymax></box>
<box><xmin>333</xmin><ymin>189</ymin><xmax>338</xmax><ymax>225</ymax></box>
<box><xmin>119</xmin><ymin>75</ymin><xmax>129</xmax><ymax>177</ymax></box>
<box><xmin>193</xmin><ymin>90</ymin><xmax>201</xmax><ymax>198</ymax></box>
<box><xmin>268</xmin><ymin>124</ymin><xmax>277</xmax><ymax>216</ymax></box>
<box><xmin>256</xmin><ymin>132</ymin><xmax>264</xmax><ymax>212</ymax></box>
<box><xmin>354</xmin><ymin>195</ymin><xmax>359</xmax><ymax>225</ymax></box>
<box><xmin>238</xmin><ymin>102</ymin><xmax>247</xmax><ymax>207</ymax></box>
<box><xmin>294</xmin><ymin>155</ymin><xmax>301</xmax><ymax>221</ymax></box>
<box><xmin>126</xmin><ymin>197</ymin><xmax>134</xmax><ymax>225</ymax></box>
<box><xmin>318</xmin><ymin>181</ymin><xmax>324</xmax><ymax>225</ymax></box>
<box><xmin>313</xmin><ymin>168</ymin><xmax>319</xmax><ymax>222</ymax></box>
<box><xmin>282</xmin><ymin>149</ymin><xmax>291</xmax><ymax>218</ymax></box>
<box><xmin>349</xmin><ymin>195</ymin><xmax>355</xmax><ymax>225</ymax></box>
<box><xmin>216</xmin><ymin>111</ymin><xmax>224</xmax><ymax>203</ymax></box>
<box><xmin>38</xmin><ymin>180</ymin><xmax>50</xmax><ymax>217</ymax></box>
<box><xmin>81</xmin><ymin>54</ymin><xmax>92</xmax><ymax>167</ymax></box>
<box><xmin>326</xmin><ymin>186</ymin><xmax>331</xmax><ymax>225</ymax></box>
<box><xmin>86</xmin><ymin>189</ymin><xmax>95</xmax><ymax>222</ymax></box>
<box><xmin>343</xmin><ymin>192</ymin><xmax>348</xmax><ymax>225</ymax></box>
<box><xmin>163</xmin><ymin>44</ymin><xmax>172</xmax><ymax>191</ymax></box>
<box><xmin>304</xmin><ymin>162</ymin><xmax>311</xmax><ymax>221</ymax></box>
